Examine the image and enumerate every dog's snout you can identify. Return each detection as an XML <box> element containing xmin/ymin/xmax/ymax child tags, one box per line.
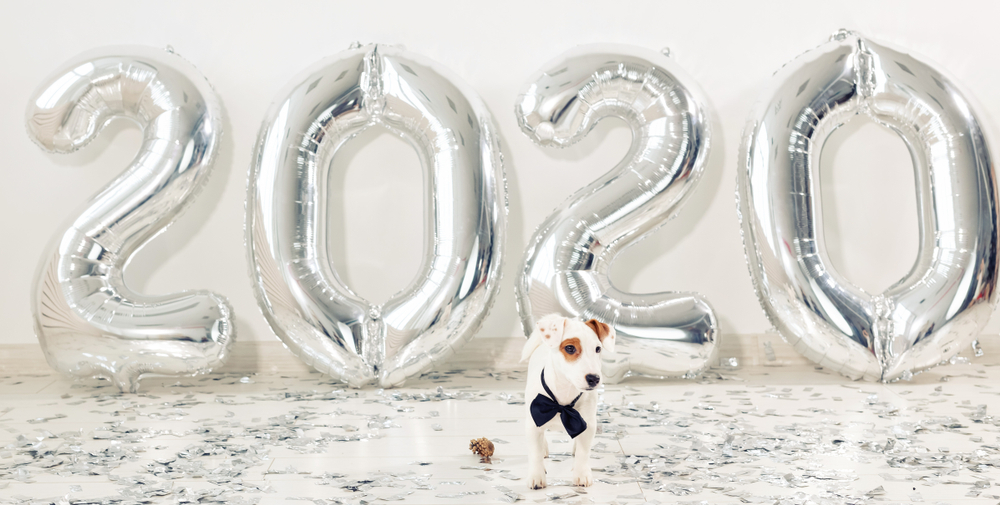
<box><xmin>585</xmin><ymin>374</ymin><xmax>600</xmax><ymax>388</ymax></box>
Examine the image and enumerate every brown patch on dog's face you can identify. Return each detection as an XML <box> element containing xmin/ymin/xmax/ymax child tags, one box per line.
<box><xmin>585</xmin><ymin>319</ymin><xmax>611</xmax><ymax>343</ymax></box>
<box><xmin>559</xmin><ymin>337</ymin><xmax>582</xmax><ymax>362</ymax></box>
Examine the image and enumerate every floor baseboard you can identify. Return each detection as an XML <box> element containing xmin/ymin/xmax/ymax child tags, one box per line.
<box><xmin>2</xmin><ymin>333</ymin><xmax>995</xmax><ymax>376</ymax></box>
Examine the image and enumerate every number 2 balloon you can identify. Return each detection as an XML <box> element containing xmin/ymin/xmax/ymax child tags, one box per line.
<box><xmin>247</xmin><ymin>44</ymin><xmax>506</xmax><ymax>388</ymax></box>
<box><xmin>514</xmin><ymin>44</ymin><xmax>718</xmax><ymax>382</ymax></box>
<box><xmin>26</xmin><ymin>47</ymin><xmax>234</xmax><ymax>392</ymax></box>
<box><xmin>738</xmin><ymin>31</ymin><xmax>998</xmax><ymax>381</ymax></box>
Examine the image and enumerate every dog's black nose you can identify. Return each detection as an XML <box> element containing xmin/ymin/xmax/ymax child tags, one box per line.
<box><xmin>585</xmin><ymin>374</ymin><xmax>600</xmax><ymax>388</ymax></box>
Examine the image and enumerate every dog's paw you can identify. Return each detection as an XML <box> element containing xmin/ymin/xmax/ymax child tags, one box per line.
<box><xmin>572</xmin><ymin>468</ymin><xmax>593</xmax><ymax>487</ymax></box>
<box><xmin>528</xmin><ymin>470</ymin><xmax>547</xmax><ymax>489</ymax></box>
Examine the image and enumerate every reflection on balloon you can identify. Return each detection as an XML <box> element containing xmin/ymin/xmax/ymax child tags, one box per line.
<box><xmin>514</xmin><ymin>44</ymin><xmax>718</xmax><ymax>383</ymax></box>
<box><xmin>738</xmin><ymin>30</ymin><xmax>998</xmax><ymax>381</ymax></box>
<box><xmin>27</xmin><ymin>46</ymin><xmax>233</xmax><ymax>393</ymax></box>
<box><xmin>247</xmin><ymin>44</ymin><xmax>506</xmax><ymax>388</ymax></box>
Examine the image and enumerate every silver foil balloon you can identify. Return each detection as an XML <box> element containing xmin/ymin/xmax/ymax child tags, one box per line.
<box><xmin>26</xmin><ymin>47</ymin><xmax>233</xmax><ymax>393</ymax></box>
<box><xmin>514</xmin><ymin>44</ymin><xmax>717</xmax><ymax>383</ymax></box>
<box><xmin>738</xmin><ymin>30</ymin><xmax>998</xmax><ymax>381</ymax></box>
<box><xmin>247</xmin><ymin>44</ymin><xmax>506</xmax><ymax>388</ymax></box>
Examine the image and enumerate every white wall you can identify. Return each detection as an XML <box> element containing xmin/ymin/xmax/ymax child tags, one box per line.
<box><xmin>3</xmin><ymin>1</ymin><xmax>999</xmax><ymax>345</ymax></box>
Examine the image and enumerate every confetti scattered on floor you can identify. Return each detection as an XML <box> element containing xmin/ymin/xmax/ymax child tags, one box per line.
<box><xmin>1</xmin><ymin>361</ymin><xmax>999</xmax><ymax>504</ymax></box>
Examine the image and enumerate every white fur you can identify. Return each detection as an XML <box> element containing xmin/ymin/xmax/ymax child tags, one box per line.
<box><xmin>522</xmin><ymin>314</ymin><xmax>615</xmax><ymax>489</ymax></box>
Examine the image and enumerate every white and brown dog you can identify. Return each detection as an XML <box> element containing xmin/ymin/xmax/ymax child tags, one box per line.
<box><xmin>521</xmin><ymin>314</ymin><xmax>615</xmax><ymax>489</ymax></box>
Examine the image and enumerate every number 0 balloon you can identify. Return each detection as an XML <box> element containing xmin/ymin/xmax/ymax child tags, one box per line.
<box><xmin>515</xmin><ymin>45</ymin><xmax>717</xmax><ymax>382</ymax></box>
<box><xmin>247</xmin><ymin>44</ymin><xmax>506</xmax><ymax>388</ymax></box>
<box><xmin>26</xmin><ymin>47</ymin><xmax>233</xmax><ymax>392</ymax></box>
<box><xmin>738</xmin><ymin>31</ymin><xmax>998</xmax><ymax>381</ymax></box>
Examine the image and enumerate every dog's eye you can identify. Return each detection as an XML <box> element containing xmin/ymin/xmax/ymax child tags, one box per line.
<box><xmin>596</xmin><ymin>346</ymin><xmax>601</xmax><ymax>353</ymax></box>
<box><xmin>564</xmin><ymin>345</ymin><xmax>576</xmax><ymax>355</ymax></box>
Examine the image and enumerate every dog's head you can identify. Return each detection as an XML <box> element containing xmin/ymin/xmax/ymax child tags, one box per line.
<box><xmin>534</xmin><ymin>314</ymin><xmax>616</xmax><ymax>392</ymax></box>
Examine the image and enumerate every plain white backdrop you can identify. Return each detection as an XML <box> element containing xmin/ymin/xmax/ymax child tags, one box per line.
<box><xmin>3</xmin><ymin>1</ymin><xmax>999</xmax><ymax>345</ymax></box>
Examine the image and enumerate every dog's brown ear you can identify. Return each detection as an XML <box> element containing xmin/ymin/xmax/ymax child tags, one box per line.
<box><xmin>585</xmin><ymin>319</ymin><xmax>610</xmax><ymax>341</ymax></box>
<box><xmin>585</xmin><ymin>318</ymin><xmax>615</xmax><ymax>353</ymax></box>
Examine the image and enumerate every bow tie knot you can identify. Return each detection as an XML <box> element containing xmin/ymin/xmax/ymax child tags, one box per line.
<box><xmin>529</xmin><ymin>370</ymin><xmax>588</xmax><ymax>438</ymax></box>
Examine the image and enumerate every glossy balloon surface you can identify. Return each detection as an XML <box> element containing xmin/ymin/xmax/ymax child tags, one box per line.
<box><xmin>738</xmin><ymin>31</ymin><xmax>998</xmax><ymax>381</ymax></box>
<box><xmin>247</xmin><ymin>44</ymin><xmax>506</xmax><ymax>387</ymax></box>
<box><xmin>27</xmin><ymin>47</ymin><xmax>233</xmax><ymax>392</ymax></box>
<box><xmin>515</xmin><ymin>44</ymin><xmax>717</xmax><ymax>382</ymax></box>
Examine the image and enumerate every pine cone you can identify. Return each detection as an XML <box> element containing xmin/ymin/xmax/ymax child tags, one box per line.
<box><xmin>469</xmin><ymin>437</ymin><xmax>495</xmax><ymax>459</ymax></box>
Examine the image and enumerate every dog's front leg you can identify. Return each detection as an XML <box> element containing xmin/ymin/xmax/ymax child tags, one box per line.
<box><xmin>571</xmin><ymin>426</ymin><xmax>595</xmax><ymax>487</ymax></box>
<box><xmin>526</xmin><ymin>425</ymin><xmax>547</xmax><ymax>489</ymax></box>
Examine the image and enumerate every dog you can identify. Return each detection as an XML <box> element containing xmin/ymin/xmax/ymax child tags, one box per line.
<box><xmin>521</xmin><ymin>313</ymin><xmax>615</xmax><ymax>489</ymax></box>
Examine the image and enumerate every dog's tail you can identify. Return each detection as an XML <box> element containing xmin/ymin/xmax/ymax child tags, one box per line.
<box><xmin>520</xmin><ymin>329</ymin><xmax>543</xmax><ymax>363</ymax></box>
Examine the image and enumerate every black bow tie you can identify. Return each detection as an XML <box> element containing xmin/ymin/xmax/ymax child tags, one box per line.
<box><xmin>530</xmin><ymin>369</ymin><xmax>587</xmax><ymax>438</ymax></box>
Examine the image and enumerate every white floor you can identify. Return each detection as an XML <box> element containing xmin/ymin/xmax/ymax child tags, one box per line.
<box><xmin>1</xmin><ymin>361</ymin><xmax>999</xmax><ymax>504</ymax></box>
